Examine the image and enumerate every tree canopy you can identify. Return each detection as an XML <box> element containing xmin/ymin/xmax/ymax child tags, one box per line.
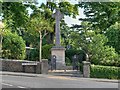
<box><xmin>2</xmin><ymin>31</ymin><xmax>26</xmax><ymax>59</ymax></box>
<box><xmin>78</xmin><ymin>2</ymin><xmax>120</xmax><ymax>32</ymax></box>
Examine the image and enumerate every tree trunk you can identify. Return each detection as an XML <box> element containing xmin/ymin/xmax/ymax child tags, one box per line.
<box><xmin>39</xmin><ymin>31</ymin><xmax>42</xmax><ymax>62</ymax></box>
<box><xmin>0</xmin><ymin>35</ymin><xmax>2</xmax><ymax>58</ymax></box>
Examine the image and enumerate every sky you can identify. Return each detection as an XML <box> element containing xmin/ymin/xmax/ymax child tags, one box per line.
<box><xmin>64</xmin><ymin>8</ymin><xmax>85</xmax><ymax>26</ymax></box>
<box><xmin>37</xmin><ymin>0</ymin><xmax>86</xmax><ymax>26</ymax></box>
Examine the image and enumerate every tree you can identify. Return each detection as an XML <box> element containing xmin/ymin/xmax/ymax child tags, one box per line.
<box><xmin>69</xmin><ymin>21</ymin><xmax>119</xmax><ymax>66</ymax></box>
<box><xmin>60</xmin><ymin>20</ymin><xmax>71</xmax><ymax>47</ymax></box>
<box><xmin>70</xmin><ymin>21</ymin><xmax>96</xmax><ymax>50</ymax></box>
<box><xmin>105</xmin><ymin>22</ymin><xmax>120</xmax><ymax>54</ymax></box>
<box><xmin>27</xmin><ymin>13</ymin><xmax>53</xmax><ymax>62</ymax></box>
<box><xmin>40</xmin><ymin>2</ymin><xmax>79</xmax><ymax>18</ymax></box>
<box><xmin>0</xmin><ymin>21</ymin><xmax>4</xmax><ymax>58</ymax></box>
<box><xmin>78</xmin><ymin>2</ymin><xmax>120</xmax><ymax>33</ymax></box>
<box><xmin>88</xmin><ymin>34</ymin><xmax>119</xmax><ymax>66</ymax></box>
<box><xmin>2</xmin><ymin>31</ymin><xmax>26</xmax><ymax>59</ymax></box>
<box><xmin>2</xmin><ymin>2</ymin><xmax>29</xmax><ymax>34</ymax></box>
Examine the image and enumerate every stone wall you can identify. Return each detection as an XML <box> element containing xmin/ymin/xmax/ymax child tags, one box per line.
<box><xmin>0</xmin><ymin>59</ymin><xmax>48</xmax><ymax>74</ymax></box>
<box><xmin>0</xmin><ymin>59</ymin><xmax>39</xmax><ymax>72</ymax></box>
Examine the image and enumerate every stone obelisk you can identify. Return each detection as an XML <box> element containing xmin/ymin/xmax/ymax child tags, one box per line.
<box><xmin>51</xmin><ymin>9</ymin><xmax>66</xmax><ymax>70</ymax></box>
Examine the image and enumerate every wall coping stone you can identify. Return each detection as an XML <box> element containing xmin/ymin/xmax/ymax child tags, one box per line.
<box><xmin>0</xmin><ymin>59</ymin><xmax>39</xmax><ymax>63</ymax></box>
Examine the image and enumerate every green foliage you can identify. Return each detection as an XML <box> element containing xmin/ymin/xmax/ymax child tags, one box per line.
<box><xmin>42</xmin><ymin>44</ymin><xmax>53</xmax><ymax>59</ymax></box>
<box><xmin>105</xmin><ymin>22</ymin><xmax>120</xmax><ymax>54</ymax></box>
<box><xmin>59</xmin><ymin>2</ymin><xmax>79</xmax><ymax>18</ymax></box>
<box><xmin>27</xmin><ymin>12</ymin><xmax>54</xmax><ymax>61</ymax></box>
<box><xmin>28</xmin><ymin>44</ymin><xmax>53</xmax><ymax>61</ymax></box>
<box><xmin>88</xmin><ymin>34</ymin><xmax>119</xmax><ymax>66</ymax></box>
<box><xmin>41</xmin><ymin>2</ymin><xmax>79</xmax><ymax>18</ymax></box>
<box><xmin>60</xmin><ymin>21</ymin><xmax>72</xmax><ymax>47</ymax></box>
<box><xmin>69</xmin><ymin>22</ymin><xmax>96</xmax><ymax>51</ymax></box>
<box><xmin>28</xmin><ymin>13</ymin><xmax>53</xmax><ymax>33</ymax></box>
<box><xmin>29</xmin><ymin>49</ymin><xmax>39</xmax><ymax>61</ymax></box>
<box><xmin>26</xmin><ymin>12</ymin><xmax>53</xmax><ymax>46</ymax></box>
<box><xmin>90</xmin><ymin>65</ymin><xmax>120</xmax><ymax>79</ymax></box>
<box><xmin>2</xmin><ymin>2</ymin><xmax>29</xmax><ymax>33</ymax></box>
<box><xmin>70</xmin><ymin>22</ymin><xmax>119</xmax><ymax>66</ymax></box>
<box><xmin>65</xmin><ymin>49</ymin><xmax>83</xmax><ymax>64</ymax></box>
<box><xmin>79</xmin><ymin>2</ymin><xmax>120</xmax><ymax>32</ymax></box>
<box><xmin>2</xmin><ymin>31</ymin><xmax>26</xmax><ymax>59</ymax></box>
<box><xmin>65</xmin><ymin>57</ymin><xmax>71</xmax><ymax>66</ymax></box>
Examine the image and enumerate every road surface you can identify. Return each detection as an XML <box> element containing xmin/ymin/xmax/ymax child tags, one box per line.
<box><xmin>1</xmin><ymin>75</ymin><xmax>118</xmax><ymax>88</ymax></box>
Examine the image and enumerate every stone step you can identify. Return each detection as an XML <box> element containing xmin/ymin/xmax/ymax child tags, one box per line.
<box><xmin>48</xmin><ymin>70</ymin><xmax>83</xmax><ymax>77</ymax></box>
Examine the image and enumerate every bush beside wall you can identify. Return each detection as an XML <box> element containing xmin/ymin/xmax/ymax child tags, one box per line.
<box><xmin>90</xmin><ymin>65</ymin><xmax>120</xmax><ymax>79</ymax></box>
<box><xmin>2</xmin><ymin>32</ymin><xmax>26</xmax><ymax>60</ymax></box>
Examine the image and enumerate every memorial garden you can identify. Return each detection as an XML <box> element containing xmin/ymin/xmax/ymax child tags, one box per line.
<box><xmin>0</xmin><ymin>1</ymin><xmax>120</xmax><ymax>79</ymax></box>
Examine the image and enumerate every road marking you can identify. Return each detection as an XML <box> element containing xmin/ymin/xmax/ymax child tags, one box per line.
<box><xmin>2</xmin><ymin>83</ymin><xmax>27</xmax><ymax>88</ymax></box>
<box><xmin>2</xmin><ymin>83</ymin><xmax>13</xmax><ymax>87</ymax></box>
<box><xmin>17</xmin><ymin>86</ymin><xmax>26</xmax><ymax>88</ymax></box>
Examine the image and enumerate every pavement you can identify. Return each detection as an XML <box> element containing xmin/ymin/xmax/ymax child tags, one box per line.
<box><xmin>0</xmin><ymin>71</ymin><xmax>119</xmax><ymax>83</ymax></box>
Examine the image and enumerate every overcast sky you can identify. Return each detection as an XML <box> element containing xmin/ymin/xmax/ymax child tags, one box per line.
<box><xmin>64</xmin><ymin>8</ymin><xmax>85</xmax><ymax>26</ymax></box>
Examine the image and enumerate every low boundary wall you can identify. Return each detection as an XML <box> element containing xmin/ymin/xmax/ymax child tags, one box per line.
<box><xmin>0</xmin><ymin>59</ymin><xmax>48</xmax><ymax>74</ymax></box>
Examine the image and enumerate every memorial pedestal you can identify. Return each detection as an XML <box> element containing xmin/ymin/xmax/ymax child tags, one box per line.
<box><xmin>51</xmin><ymin>47</ymin><xmax>66</xmax><ymax>70</ymax></box>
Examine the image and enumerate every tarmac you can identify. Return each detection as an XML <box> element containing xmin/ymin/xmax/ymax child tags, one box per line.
<box><xmin>0</xmin><ymin>70</ymin><xmax>119</xmax><ymax>83</ymax></box>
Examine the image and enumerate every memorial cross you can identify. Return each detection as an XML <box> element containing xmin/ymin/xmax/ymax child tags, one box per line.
<box><xmin>52</xmin><ymin>9</ymin><xmax>64</xmax><ymax>46</ymax></box>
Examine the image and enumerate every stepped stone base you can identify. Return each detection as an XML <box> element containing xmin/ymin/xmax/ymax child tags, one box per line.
<box><xmin>48</xmin><ymin>70</ymin><xmax>83</xmax><ymax>77</ymax></box>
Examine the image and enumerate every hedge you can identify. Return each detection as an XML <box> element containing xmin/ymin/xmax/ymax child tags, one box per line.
<box><xmin>90</xmin><ymin>65</ymin><xmax>120</xmax><ymax>79</ymax></box>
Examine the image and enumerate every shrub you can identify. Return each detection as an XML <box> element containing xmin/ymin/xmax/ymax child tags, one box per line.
<box><xmin>65</xmin><ymin>49</ymin><xmax>84</xmax><ymax>64</ymax></box>
<box><xmin>42</xmin><ymin>44</ymin><xmax>53</xmax><ymax>60</ymax></box>
<box><xmin>29</xmin><ymin>48</ymin><xmax>39</xmax><ymax>61</ymax></box>
<box><xmin>2</xmin><ymin>32</ymin><xmax>26</xmax><ymax>60</ymax></box>
<box><xmin>90</xmin><ymin>65</ymin><xmax>120</xmax><ymax>79</ymax></box>
<box><xmin>65</xmin><ymin>57</ymin><xmax>71</xmax><ymax>66</ymax></box>
<box><xmin>87</xmin><ymin>34</ymin><xmax>119</xmax><ymax>67</ymax></box>
<box><xmin>90</xmin><ymin>46</ymin><xmax>120</xmax><ymax>67</ymax></box>
<box><xmin>28</xmin><ymin>44</ymin><xmax>53</xmax><ymax>61</ymax></box>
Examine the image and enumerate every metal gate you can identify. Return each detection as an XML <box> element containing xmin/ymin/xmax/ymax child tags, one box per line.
<box><xmin>72</xmin><ymin>55</ymin><xmax>79</xmax><ymax>70</ymax></box>
<box><xmin>50</xmin><ymin>55</ymin><xmax>56</xmax><ymax>70</ymax></box>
